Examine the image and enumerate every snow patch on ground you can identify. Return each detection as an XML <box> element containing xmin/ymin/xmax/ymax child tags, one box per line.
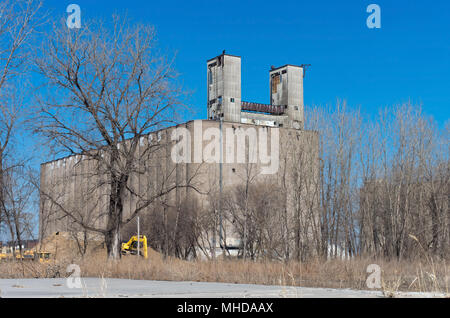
<box><xmin>0</xmin><ymin>278</ymin><xmax>446</xmax><ymax>298</ymax></box>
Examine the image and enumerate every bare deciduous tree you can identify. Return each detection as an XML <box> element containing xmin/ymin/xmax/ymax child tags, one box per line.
<box><xmin>358</xmin><ymin>104</ymin><xmax>449</xmax><ymax>260</ymax></box>
<box><xmin>0</xmin><ymin>0</ymin><xmax>44</xmax><ymax>242</ymax></box>
<box><xmin>1</xmin><ymin>164</ymin><xmax>36</xmax><ymax>256</ymax></box>
<box><xmin>34</xmin><ymin>16</ymin><xmax>192</xmax><ymax>260</ymax></box>
<box><xmin>307</xmin><ymin>101</ymin><xmax>449</xmax><ymax>261</ymax></box>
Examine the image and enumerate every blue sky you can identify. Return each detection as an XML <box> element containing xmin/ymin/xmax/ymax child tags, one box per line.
<box><xmin>42</xmin><ymin>0</ymin><xmax>450</xmax><ymax>126</ymax></box>
<box><xmin>3</xmin><ymin>0</ymin><xmax>449</xmax><ymax>242</ymax></box>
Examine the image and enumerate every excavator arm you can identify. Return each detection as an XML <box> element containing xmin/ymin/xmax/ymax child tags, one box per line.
<box><xmin>121</xmin><ymin>235</ymin><xmax>148</xmax><ymax>259</ymax></box>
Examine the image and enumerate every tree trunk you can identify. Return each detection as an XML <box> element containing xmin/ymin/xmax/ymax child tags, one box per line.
<box><xmin>14</xmin><ymin>214</ymin><xmax>23</xmax><ymax>257</ymax></box>
<box><xmin>105</xmin><ymin>226</ymin><xmax>121</xmax><ymax>260</ymax></box>
<box><xmin>105</xmin><ymin>197</ymin><xmax>122</xmax><ymax>260</ymax></box>
<box><xmin>105</xmin><ymin>177</ymin><xmax>125</xmax><ymax>260</ymax></box>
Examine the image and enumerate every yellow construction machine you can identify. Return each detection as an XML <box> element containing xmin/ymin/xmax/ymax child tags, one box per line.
<box><xmin>33</xmin><ymin>251</ymin><xmax>52</xmax><ymax>263</ymax></box>
<box><xmin>121</xmin><ymin>235</ymin><xmax>148</xmax><ymax>259</ymax></box>
<box><xmin>0</xmin><ymin>250</ymin><xmax>52</xmax><ymax>263</ymax></box>
<box><xmin>15</xmin><ymin>249</ymin><xmax>35</xmax><ymax>261</ymax></box>
<box><xmin>0</xmin><ymin>252</ymin><xmax>11</xmax><ymax>261</ymax></box>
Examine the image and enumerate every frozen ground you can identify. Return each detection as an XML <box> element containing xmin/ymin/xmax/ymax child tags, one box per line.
<box><xmin>0</xmin><ymin>278</ymin><xmax>445</xmax><ymax>298</ymax></box>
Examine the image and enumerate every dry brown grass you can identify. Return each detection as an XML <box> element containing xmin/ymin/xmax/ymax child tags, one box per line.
<box><xmin>1</xmin><ymin>253</ymin><xmax>448</xmax><ymax>294</ymax></box>
<box><xmin>0</xmin><ymin>233</ymin><xmax>447</xmax><ymax>294</ymax></box>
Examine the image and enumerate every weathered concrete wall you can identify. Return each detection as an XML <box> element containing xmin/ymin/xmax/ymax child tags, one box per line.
<box><xmin>240</xmin><ymin>112</ymin><xmax>289</xmax><ymax>127</ymax></box>
<box><xmin>207</xmin><ymin>54</ymin><xmax>241</xmax><ymax>122</ymax></box>
<box><xmin>270</xmin><ymin>65</ymin><xmax>304</xmax><ymax>130</ymax></box>
<box><xmin>40</xmin><ymin>120</ymin><xmax>319</xmax><ymax>255</ymax></box>
<box><xmin>207</xmin><ymin>53</ymin><xmax>306</xmax><ymax>131</ymax></box>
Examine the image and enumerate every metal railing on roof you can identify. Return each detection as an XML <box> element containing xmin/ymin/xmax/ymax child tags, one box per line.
<box><xmin>241</xmin><ymin>101</ymin><xmax>285</xmax><ymax>115</ymax></box>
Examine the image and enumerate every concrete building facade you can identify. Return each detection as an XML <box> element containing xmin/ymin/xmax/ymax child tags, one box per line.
<box><xmin>39</xmin><ymin>53</ymin><xmax>319</xmax><ymax>258</ymax></box>
<box><xmin>207</xmin><ymin>52</ymin><xmax>306</xmax><ymax>130</ymax></box>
